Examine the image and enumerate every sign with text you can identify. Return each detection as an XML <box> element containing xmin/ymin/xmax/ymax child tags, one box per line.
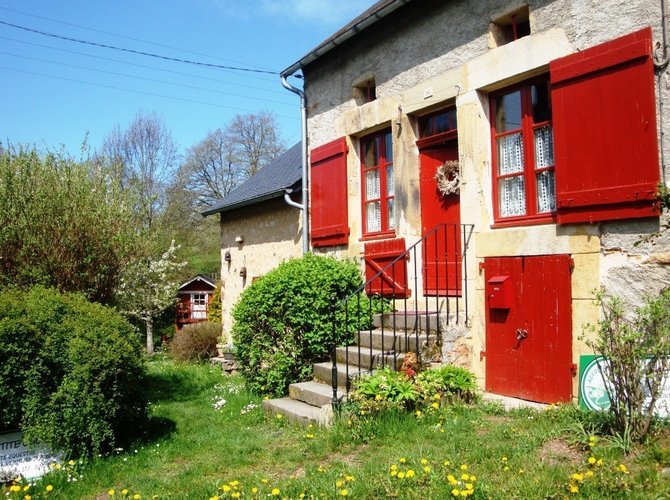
<box><xmin>579</xmin><ymin>355</ymin><xmax>670</xmax><ymax>417</ymax></box>
<box><xmin>0</xmin><ymin>431</ymin><xmax>59</xmax><ymax>480</ymax></box>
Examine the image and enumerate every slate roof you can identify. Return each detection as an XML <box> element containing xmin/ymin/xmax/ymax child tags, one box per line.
<box><xmin>178</xmin><ymin>274</ymin><xmax>217</xmax><ymax>291</ymax></box>
<box><xmin>201</xmin><ymin>142</ymin><xmax>302</xmax><ymax>216</ymax></box>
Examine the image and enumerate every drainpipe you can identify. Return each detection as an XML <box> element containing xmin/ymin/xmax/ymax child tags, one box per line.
<box><xmin>281</xmin><ymin>74</ymin><xmax>309</xmax><ymax>255</ymax></box>
<box><xmin>655</xmin><ymin>0</ymin><xmax>669</xmax><ymax>68</ymax></box>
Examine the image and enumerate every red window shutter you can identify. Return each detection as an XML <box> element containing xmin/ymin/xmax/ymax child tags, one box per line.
<box><xmin>550</xmin><ymin>27</ymin><xmax>660</xmax><ymax>224</ymax></box>
<box><xmin>364</xmin><ymin>238</ymin><xmax>410</xmax><ymax>298</ymax></box>
<box><xmin>310</xmin><ymin>137</ymin><xmax>350</xmax><ymax>247</ymax></box>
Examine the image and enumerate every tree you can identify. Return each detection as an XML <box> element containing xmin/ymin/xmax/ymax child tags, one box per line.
<box><xmin>0</xmin><ymin>146</ymin><xmax>140</xmax><ymax>303</ymax></box>
<box><xmin>99</xmin><ymin>110</ymin><xmax>179</xmax><ymax>231</ymax></box>
<box><xmin>116</xmin><ymin>241</ymin><xmax>186</xmax><ymax>355</ymax></box>
<box><xmin>227</xmin><ymin>110</ymin><xmax>286</xmax><ymax>177</ymax></box>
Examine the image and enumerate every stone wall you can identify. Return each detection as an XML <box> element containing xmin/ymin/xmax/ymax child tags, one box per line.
<box><xmin>219</xmin><ymin>197</ymin><xmax>303</xmax><ymax>341</ymax></box>
<box><xmin>300</xmin><ymin>0</ymin><xmax>670</xmax><ymax>398</ymax></box>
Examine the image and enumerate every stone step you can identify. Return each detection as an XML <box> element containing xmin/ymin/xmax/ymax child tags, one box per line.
<box><xmin>355</xmin><ymin>329</ymin><xmax>437</xmax><ymax>352</ymax></box>
<box><xmin>374</xmin><ymin>311</ymin><xmax>460</xmax><ymax>333</ymax></box>
<box><xmin>262</xmin><ymin>397</ymin><xmax>331</xmax><ymax>426</ymax></box>
<box><xmin>313</xmin><ymin>361</ymin><xmax>373</xmax><ymax>389</ymax></box>
<box><xmin>289</xmin><ymin>380</ymin><xmax>337</xmax><ymax>407</ymax></box>
<box><xmin>335</xmin><ymin>345</ymin><xmax>404</xmax><ymax>370</ymax></box>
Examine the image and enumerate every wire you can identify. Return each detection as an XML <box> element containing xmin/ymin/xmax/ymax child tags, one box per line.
<box><xmin>0</xmin><ymin>5</ymin><xmax>276</xmax><ymax>72</ymax></box>
<box><xmin>0</xmin><ymin>35</ymin><xmax>281</xmax><ymax>85</ymax></box>
<box><xmin>0</xmin><ymin>50</ymin><xmax>295</xmax><ymax>106</ymax></box>
<box><xmin>0</xmin><ymin>65</ymin><xmax>299</xmax><ymax>119</ymax></box>
<box><xmin>0</xmin><ymin>19</ymin><xmax>279</xmax><ymax>75</ymax></box>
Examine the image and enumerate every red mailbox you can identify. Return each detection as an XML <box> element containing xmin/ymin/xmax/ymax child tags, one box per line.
<box><xmin>487</xmin><ymin>276</ymin><xmax>512</xmax><ymax>309</ymax></box>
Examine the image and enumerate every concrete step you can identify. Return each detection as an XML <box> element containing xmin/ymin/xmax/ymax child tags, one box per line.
<box><xmin>336</xmin><ymin>345</ymin><xmax>404</xmax><ymax>370</ymax></box>
<box><xmin>289</xmin><ymin>380</ymin><xmax>337</xmax><ymax>407</ymax></box>
<box><xmin>313</xmin><ymin>361</ymin><xmax>373</xmax><ymax>389</ymax></box>
<box><xmin>262</xmin><ymin>397</ymin><xmax>332</xmax><ymax>426</ymax></box>
<box><xmin>355</xmin><ymin>329</ymin><xmax>437</xmax><ymax>352</ymax></box>
<box><xmin>374</xmin><ymin>311</ymin><xmax>457</xmax><ymax>333</ymax></box>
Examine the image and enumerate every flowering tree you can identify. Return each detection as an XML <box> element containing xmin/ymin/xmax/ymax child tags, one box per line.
<box><xmin>117</xmin><ymin>241</ymin><xmax>185</xmax><ymax>355</ymax></box>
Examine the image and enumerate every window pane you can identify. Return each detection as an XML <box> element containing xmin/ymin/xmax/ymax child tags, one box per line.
<box><xmin>384</xmin><ymin>132</ymin><xmax>393</xmax><ymax>163</ymax></box>
<box><xmin>534</xmin><ymin>125</ymin><xmax>554</xmax><ymax>168</ymax></box>
<box><xmin>366</xmin><ymin>201</ymin><xmax>381</xmax><ymax>232</ymax></box>
<box><xmin>386</xmin><ymin>165</ymin><xmax>394</xmax><ymax>195</ymax></box>
<box><xmin>499</xmin><ymin>176</ymin><xmax>526</xmax><ymax>217</ymax></box>
<box><xmin>387</xmin><ymin>198</ymin><xmax>395</xmax><ymax>229</ymax></box>
<box><xmin>497</xmin><ymin>133</ymin><xmax>524</xmax><ymax>174</ymax></box>
<box><xmin>365</xmin><ymin>169</ymin><xmax>380</xmax><ymax>200</ymax></box>
<box><xmin>364</xmin><ymin>137</ymin><xmax>379</xmax><ymax>167</ymax></box>
<box><xmin>531</xmin><ymin>81</ymin><xmax>552</xmax><ymax>123</ymax></box>
<box><xmin>536</xmin><ymin>170</ymin><xmax>556</xmax><ymax>213</ymax></box>
<box><xmin>494</xmin><ymin>90</ymin><xmax>522</xmax><ymax>132</ymax></box>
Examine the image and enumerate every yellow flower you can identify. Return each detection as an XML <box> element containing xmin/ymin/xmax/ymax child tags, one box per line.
<box><xmin>23</xmin><ymin>486</ymin><xmax>30</xmax><ymax>492</ymax></box>
<box><xmin>275</xmin><ymin>414</ymin><xmax>283</xmax><ymax>419</ymax></box>
<box><xmin>460</xmin><ymin>464</ymin><xmax>468</xmax><ymax>471</ymax></box>
<box><xmin>596</xmin><ymin>458</ymin><xmax>603</xmax><ymax>466</ymax></box>
<box><xmin>209</xmin><ymin>497</ymin><xmax>220</xmax><ymax>500</ymax></box>
<box><xmin>222</xmin><ymin>485</ymin><xmax>231</xmax><ymax>492</ymax></box>
<box><xmin>423</xmin><ymin>466</ymin><xmax>431</xmax><ymax>473</ymax></box>
<box><xmin>230</xmin><ymin>480</ymin><xmax>239</xmax><ymax>487</ymax></box>
<box><xmin>470</xmin><ymin>475</ymin><xmax>477</xmax><ymax>481</ymax></box>
<box><xmin>336</xmin><ymin>480</ymin><xmax>344</xmax><ymax>488</ymax></box>
<box><xmin>451</xmin><ymin>489</ymin><xmax>461</xmax><ymax>497</ymax></box>
<box><xmin>465</xmin><ymin>483</ymin><xmax>473</xmax><ymax>490</ymax></box>
<box><xmin>10</xmin><ymin>485</ymin><xmax>21</xmax><ymax>493</ymax></box>
<box><xmin>24</xmin><ymin>496</ymin><xmax>31</xmax><ymax>500</ymax></box>
<box><xmin>108</xmin><ymin>489</ymin><xmax>115</xmax><ymax>497</ymax></box>
<box><xmin>251</xmin><ymin>487</ymin><xmax>258</xmax><ymax>494</ymax></box>
<box><xmin>375</xmin><ymin>394</ymin><xmax>382</xmax><ymax>401</ymax></box>
<box><xmin>588</xmin><ymin>456</ymin><xmax>596</xmax><ymax>464</ymax></box>
<box><xmin>271</xmin><ymin>488</ymin><xmax>280</xmax><ymax>496</ymax></box>
<box><xmin>261</xmin><ymin>479</ymin><xmax>269</xmax><ymax>484</ymax></box>
<box><xmin>415</xmin><ymin>410</ymin><xmax>422</xmax><ymax>417</ymax></box>
<box><xmin>571</xmin><ymin>473</ymin><xmax>584</xmax><ymax>482</ymax></box>
<box><xmin>46</xmin><ymin>485</ymin><xmax>53</xmax><ymax>492</ymax></box>
<box><xmin>305</xmin><ymin>433</ymin><xmax>314</xmax><ymax>439</ymax></box>
<box><xmin>399</xmin><ymin>458</ymin><xmax>406</xmax><ymax>463</ymax></box>
<box><xmin>345</xmin><ymin>476</ymin><xmax>354</xmax><ymax>482</ymax></box>
<box><xmin>299</xmin><ymin>494</ymin><xmax>305</xmax><ymax>499</ymax></box>
<box><xmin>569</xmin><ymin>484</ymin><xmax>579</xmax><ymax>494</ymax></box>
<box><xmin>443</xmin><ymin>460</ymin><xmax>451</xmax><ymax>466</ymax></box>
<box><xmin>122</xmin><ymin>490</ymin><xmax>129</xmax><ymax>496</ymax></box>
<box><xmin>421</xmin><ymin>458</ymin><xmax>428</xmax><ymax>465</ymax></box>
<box><xmin>391</xmin><ymin>470</ymin><xmax>397</xmax><ymax>477</ymax></box>
<box><xmin>461</xmin><ymin>473</ymin><xmax>470</xmax><ymax>481</ymax></box>
<box><xmin>406</xmin><ymin>469</ymin><xmax>415</xmax><ymax>478</ymax></box>
<box><xmin>397</xmin><ymin>472</ymin><xmax>406</xmax><ymax>479</ymax></box>
<box><xmin>447</xmin><ymin>475</ymin><xmax>457</xmax><ymax>485</ymax></box>
<box><xmin>390</xmin><ymin>464</ymin><xmax>398</xmax><ymax>471</ymax></box>
<box><xmin>501</xmin><ymin>456</ymin><xmax>508</xmax><ymax>462</ymax></box>
<box><xmin>586</xmin><ymin>471</ymin><xmax>594</xmax><ymax>478</ymax></box>
<box><xmin>432</xmin><ymin>402</ymin><xmax>440</xmax><ymax>409</ymax></box>
<box><xmin>503</xmin><ymin>466</ymin><xmax>510</xmax><ymax>471</ymax></box>
<box><xmin>231</xmin><ymin>493</ymin><xmax>241</xmax><ymax>499</ymax></box>
<box><xmin>68</xmin><ymin>460</ymin><xmax>75</xmax><ymax>466</ymax></box>
<box><xmin>434</xmin><ymin>393</ymin><xmax>441</xmax><ymax>400</ymax></box>
<box><xmin>340</xmin><ymin>490</ymin><xmax>348</xmax><ymax>497</ymax></box>
<box><xmin>133</xmin><ymin>495</ymin><xmax>141</xmax><ymax>500</ymax></box>
<box><xmin>618</xmin><ymin>464</ymin><xmax>629</xmax><ymax>474</ymax></box>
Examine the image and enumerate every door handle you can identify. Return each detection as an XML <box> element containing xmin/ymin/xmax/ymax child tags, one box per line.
<box><xmin>516</xmin><ymin>328</ymin><xmax>529</xmax><ymax>341</ymax></box>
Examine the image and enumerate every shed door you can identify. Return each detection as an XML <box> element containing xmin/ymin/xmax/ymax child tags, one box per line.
<box><xmin>419</xmin><ymin>139</ymin><xmax>461</xmax><ymax>296</ymax></box>
<box><xmin>485</xmin><ymin>255</ymin><xmax>572</xmax><ymax>403</ymax></box>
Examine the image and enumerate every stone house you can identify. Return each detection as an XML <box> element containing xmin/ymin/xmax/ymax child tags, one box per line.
<box><xmin>279</xmin><ymin>0</ymin><xmax>670</xmax><ymax>405</ymax></box>
<box><xmin>202</xmin><ymin>142</ymin><xmax>303</xmax><ymax>342</ymax></box>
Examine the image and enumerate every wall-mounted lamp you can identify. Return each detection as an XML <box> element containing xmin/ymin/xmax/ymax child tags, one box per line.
<box><xmin>224</xmin><ymin>251</ymin><xmax>231</xmax><ymax>262</ymax></box>
<box><xmin>235</xmin><ymin>235</ymin><xmax>244</xmax><ymax>243</ymax></box>
<box><xmin>239</xmin><ymin>267</ymin><xmax>247</xmax><ymax>279</ymax></box>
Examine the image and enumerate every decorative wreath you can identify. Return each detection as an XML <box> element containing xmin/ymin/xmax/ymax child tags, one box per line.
<box><xmin>435</xmin><ymin>160</ymin><xmax>461</xmax><ymax>196</ymax></box>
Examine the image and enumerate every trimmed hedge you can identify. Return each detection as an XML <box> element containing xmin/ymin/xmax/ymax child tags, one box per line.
<box><xmin>232</xmin><ymin>254</ymin><xmax>383</xmax><ymax>397</ymax></box>
<box><xmin>0</xmin><ymin>287</ymin><xmax>147</xmax><ymax>457</ymax></box>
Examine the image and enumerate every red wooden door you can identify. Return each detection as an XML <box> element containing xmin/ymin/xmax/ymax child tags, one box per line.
<box><xmin>419</xmin><ymin>139</ymin><xmax>461</xmax><ymax>295</ymax></box>
<box><xmin>485</xmin><ymin>255</ymin><xmax>572</xmax><ymax>403</ymax></box>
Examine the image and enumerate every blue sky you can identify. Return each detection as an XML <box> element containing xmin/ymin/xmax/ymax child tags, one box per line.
<box><xmin>0</xmin><ymin>0</ymin><xmax>376</xmax><ymax>157</ymax></box>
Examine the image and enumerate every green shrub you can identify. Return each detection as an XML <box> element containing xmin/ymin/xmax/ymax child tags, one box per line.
<box><xmin>0</xmin><ymin>286</ymin><xmax>147</xmax><ymax>457</ymax></box>
<box><xmin>232</xmin><ymin>253</ymin><xmax>382</xmax><ymax>397</ymax></box>
<box><xmin>170</xmin><ymin>322</ymin><xmax>221</xmax><ymax>361</ymax></box>
<box><xmin>415</xmin><ymin>365</ymin><xmax>479</xmax><ymax>404</ymax></box>
<box><xmin>350</xmin><ymin>367</ymin><xmax>420</xmax><ymax>413</ymax></box>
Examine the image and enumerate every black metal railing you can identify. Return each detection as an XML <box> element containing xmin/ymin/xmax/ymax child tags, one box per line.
<box><xmin>330</xmin><ymin>223</ymin><xmax>474</xmax><ymax>405</ymax></box>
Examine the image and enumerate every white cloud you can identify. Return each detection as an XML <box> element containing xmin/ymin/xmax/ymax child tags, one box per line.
<box><xmin>260</xmin><ymin>0</ymin><xmax>375</xmax><ymax>27</ymax></box>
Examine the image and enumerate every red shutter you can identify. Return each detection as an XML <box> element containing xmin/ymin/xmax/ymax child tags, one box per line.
<box><xmin>551</xmin><ymin>27</ymin><xmax>660</xmax><ymax>224</ymax></box>
<box><xmin>364</xmin><ymin>238</ymin><xmax>410</xmax><ymax>298</ymax></box>
<box><xmin>310</xmin><ymin>138</ymin><xmax>350</xmax><ymax>247</ymax></box>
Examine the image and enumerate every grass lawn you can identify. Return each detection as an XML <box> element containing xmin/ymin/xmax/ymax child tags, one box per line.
<box><xmin>5</xmin><ymin>357</ymin><xmax>670</xmax><ymax>499</ymax></box>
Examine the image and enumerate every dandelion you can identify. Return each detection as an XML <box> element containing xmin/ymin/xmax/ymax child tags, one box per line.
<box><xmin>423</xmin><ymin>466</ymin><xmax>431</xmax><ymax>473</ymax></box>
<box><xmin>133</xmin><ymin>495</ymin><xmax>141</xmax><ymax>500</ymax></box>
<box><xmin>571</xmin><ymin>473</ymin><xmax>584</xmax><ymax>482</ymax></box>
<box><xmin>122</xmin><ymin>489</ymin><xmax>129</xmax><ymax>496</ymax></box>
<box><xmin>305</xmin><ymin>433</ymin><xmax>314</xmax><ymax>439</ymax></box>
<box><xmin>222</xmin><ymin>485</ymin><xmax>231</xmax><ymax>492</ymax></box>
<box><xmin>588</xmin><ymin>456</ymin><xmax>596</xmax><ymax>465</ymax></box>
<box><xmin>231</xmin><ymin>493</ymin><xmax>241</xmax><ymax>499</ymax></box>
<box><xmin>569</xmin><ymin>484</ymin><xmax>579</xmax><ymax>494</ymax></box>
<box><xmin>503</xmin><ymin>466</ymin><xmax>510</xmax><ymax>471</ymax></box>
<box><xmin>596</xmin><ymin>458</ymin><xmax>603</xmax><ymax>466</ymax></box>
<box><xmin>10</xmin><ymin>485</ymin><xmax>21</xmax><ymax>493</ymax></box>
<box><xmin>465</xmin><ymin>483</ymin><xmax>473</xmax><ymax>490</ymax></box>
<box><xmin>251</xmin><ymin>487</ymin><xmax>258</xmax><ymax>494</ymax></box>
<box><xmin>501</xmin><ymin>456</ymin><xmax>508</xmax><ymax>462</ymax></box>
<box><xmin>406</xmin><ymin>469</ymin><xmax>415</xmax><ymax>478</ymax></box>
<box><xmin>275</xmin><ymin>414</ymin><xmax>283</xmax><ymax>420</ymax></box>
<box><xmin>209</xmin><ymin>497</ymin><xmax>220</xmax><ymax>500</ymax></box>
<box><xmin>416</xmin><ymin>410</ymin><xmax>422</xmax><ymax>417</ymax></box>
<box><xmin>470</xmin><ymin>475</ymin><xmax>477</xmax><ymax>481</ymax></box>
<box><xmin>261</xmin><ymin>479</ymin><xmax>269</xmax><ymax>484</ymax></box>
<box><xmin>399</xmin><ymin>458</ymin><xmax>406</xmax><ymax>463</ymax></box>
<box><xmin>434</xmin><ymin>393</ymin><xmax>441</xmax><ymax>400</ymax></box>
<box><xmin>390</xmin><ymin>470</ymin><xmax>398</xmax><ymax>477</ymax></box>
<box><xmin>420</xmin><ymin>458</ymin><xmax>428</xmax><ymax>465</ymax></box>
<box><xmin>443</xmin><ymin>460</ymin><xmax>451</xmax><ymax>466</ymax></box>
<box><xmin>68</xmin><ymin>460</ymin><xmax>75</xmax><ymax>466</ymax></box>
<box><xmin>271</xmin><ymin>488</ymin><xmax>280</xmax><ymax>496</ymax></box>
<box><xmin>23</xmin><ymin>486</ymin><xmax>30</xmax><ymax>492</ymax></box>
<box><xmin>345</xmin><ymin>476</ymin><xmax>354</xmax><ymax>482</ymax></box>
<box><xmin>461</xmin><ymin>473</ymin><xmax>470</xmax><ymax>481</ymax></box>
<box><xmin>451</xmin><ymin>489</ymin><xmax>461</xmax><ymax>497</ymax></box>
<box><xmin>336</xmin><ymin>480</ymin><xmax>344</xmax><ymax>488</ymax></box>
<box><xmin>340</xmin><ymin>490</ymin><xmax>348</xmax><ymax>496</ymax></box>
<box><xmin>447</xmin><ymin>475</ymin><xmax>457</xmax><ymax>485</ymax></box>
<box><xmin>585</xmin><ymin>471</ymin><xmax>594</xmax><ymax>478</ymax></box>
<box><xmin>24</xmin><ymin>496</ymin><xmax>31</xmax><ymax>500</ymax></box>
<box><xmin>397</xmin><ymin>472</ymin><xmax>406</xmax><ymax>479</ymax></box>
<box><xmin>46</xmin><ymin>485</ymin><xmax>53</xmax><ymax>492</ymax></box>
<box><xmin>460</xmin><ymin>464</ymin><xmax>468</xmax><ymax>471</ymax></box>
<box><xmin>618</xmin><ymin>464</ymin><xmax>629</xmax><ymax>474</ymax></box>
<box><xmin>431</xmin><ymin>402</ymin><xmax>440</xmax><ymax>410</ymax></box>
<box><xmin>390</xmin><ymin>464</ymin><xmax>398</xmax><ymax>471</ymax></box>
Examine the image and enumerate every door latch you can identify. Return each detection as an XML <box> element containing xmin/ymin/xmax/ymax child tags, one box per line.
<box><xmin>516</xmin><ymin>328</ymin><xmax>529</xmax><ymax>341</ymax></box>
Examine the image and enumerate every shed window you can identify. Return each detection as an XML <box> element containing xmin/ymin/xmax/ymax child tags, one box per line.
<box><xmin>361</xmin><ymin>129</ymin><xmax>394</xmax><ymax>236</ymax></box>
<box><xmin>491</xmin><ymin>77</ymin><xmax>556</xmax><ymax>224</ymax></box>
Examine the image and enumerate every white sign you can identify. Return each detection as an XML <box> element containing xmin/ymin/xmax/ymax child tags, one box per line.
<box><xmin>580</xmin><ymin>357</ymin><xmax>670</xmax><ymax>417</ymax></box>
<box><xmin>0</xmin><ymin>431</ymin><xmax>60</xmax><ymax>480</ymax></box>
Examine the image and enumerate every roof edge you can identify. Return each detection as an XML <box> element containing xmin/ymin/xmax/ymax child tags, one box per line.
<box><xmin>280</xmin><ymin>0</ymin><xmax>412</xmax><ymax>77</ymax></box>
<box><xmin>201</xmin><ymin>183</ymin><xmax>301</xmax><ymax>217</ymax></box>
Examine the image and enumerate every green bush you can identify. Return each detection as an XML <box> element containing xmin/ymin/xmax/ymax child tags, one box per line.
<box><xmin>232</xmin><ymin>253</ymin><xmax>381</xmax><ymax>397</ymax></box>
<box><xmin>415</xmin><ymin>365</ymin><xmax>479</xmax><ymax>404</ymax></box>
<box><xmin>170</xmin><ymin>322</ymin><xmax>221</xmax><ymax>361</ymax></box>
<box><xmin>0</xmin><ymin>286</ymin><xmax>147</xmax><ymax>457</ymax></box>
